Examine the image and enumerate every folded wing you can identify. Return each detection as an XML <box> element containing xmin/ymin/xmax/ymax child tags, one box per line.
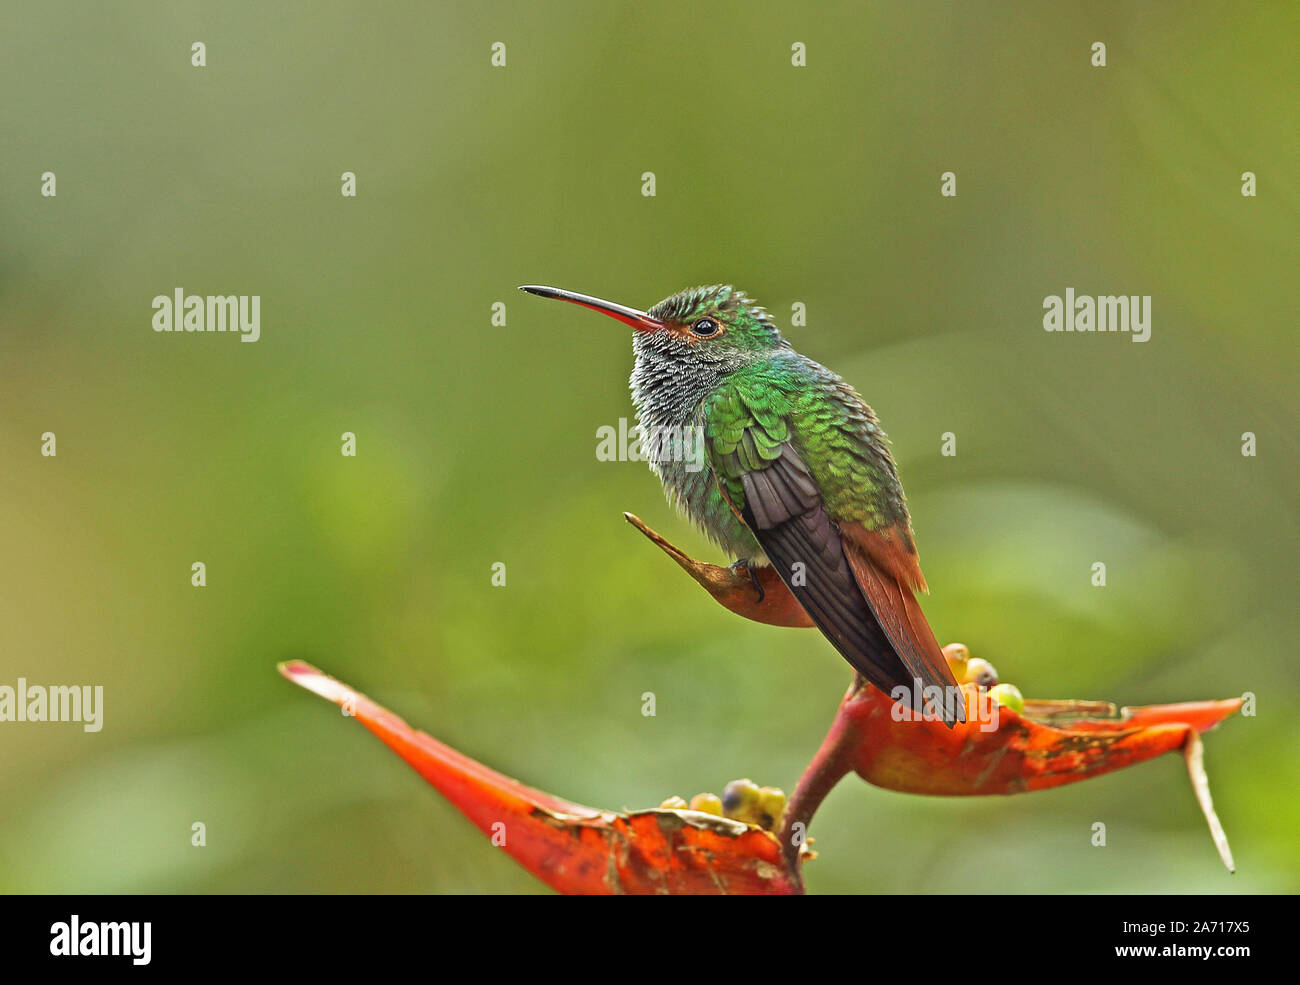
<box><xmin>712</xmin><ymin>434</ymin><xmax>962</xmax><ymax>726</ymax></box>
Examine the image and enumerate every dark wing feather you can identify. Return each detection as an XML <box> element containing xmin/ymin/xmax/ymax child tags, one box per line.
<box><xmin>723</xmin><ymin>441</ymin><xmax>962</xmax><ymax>724</ymax></box>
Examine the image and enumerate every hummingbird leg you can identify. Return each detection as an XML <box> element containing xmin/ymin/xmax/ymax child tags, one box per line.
<box><xmin>729</xmin><ymin>558</ymin><xmax>765</xmax><ymax>605</ymax></box>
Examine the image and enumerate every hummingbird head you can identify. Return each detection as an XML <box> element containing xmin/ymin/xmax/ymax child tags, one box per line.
<box><xmin>518</xmin><ymin>283</ymin><xmax>786</xmax><ymax>361</ymax></box>
<box><xmin>643</xmin><ymin>284</ymin><xmax>784</xmax><ymax>355</ymax></box>
<box><xmin>519</xmin><ymin>283</ymin><xmax>789</xmax><ymax>425</ymax></box>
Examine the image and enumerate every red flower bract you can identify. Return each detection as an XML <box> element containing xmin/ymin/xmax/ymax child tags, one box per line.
<box><xmin>831</xmin><ymin>683</ymin><xmax>1242</xmax><ymax>797</ymax></box>
<box><xmin>279</xmin><ymin>661</ymin><xmax>801</xmax><ymax>895</ymax></box>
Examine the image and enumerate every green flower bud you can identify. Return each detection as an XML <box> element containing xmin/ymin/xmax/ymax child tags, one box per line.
<box><xmin>989</xmin><ymin>683</ymin><xmax>1024</xmax><ymax>715</ymax></box>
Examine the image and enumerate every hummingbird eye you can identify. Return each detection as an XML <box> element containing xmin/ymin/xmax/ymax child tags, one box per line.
<box><xmin>690</xmin><ymin>318</ymin><xmax>720</xmax><ymax>338</ymax></box>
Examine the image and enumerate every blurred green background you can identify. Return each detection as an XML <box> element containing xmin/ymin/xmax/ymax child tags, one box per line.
<box><xmin>2</xmin><ymin>0</ymin><xmax>1297</xmax><ymax>893</ymax></box>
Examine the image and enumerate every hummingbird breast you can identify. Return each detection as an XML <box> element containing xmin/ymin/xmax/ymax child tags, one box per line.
<box><xmin>629</xmin><ymin>339</ymin><xmax>764</xmax><ymax>560</ymax></box>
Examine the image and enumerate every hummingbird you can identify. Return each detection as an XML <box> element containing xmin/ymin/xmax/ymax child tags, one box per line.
<box><xmin>520</xmin><ymin>283</ymin><xmax>964</xmax><ymax>726</ymax></box>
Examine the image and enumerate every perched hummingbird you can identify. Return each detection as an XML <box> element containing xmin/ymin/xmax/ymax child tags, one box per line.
<box><xmin>521</xmin><ymin>284</ymin><xmax>964</xmax><ymax>725</ymax></box>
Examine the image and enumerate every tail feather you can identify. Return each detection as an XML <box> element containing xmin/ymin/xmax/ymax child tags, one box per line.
<box><xmin>843</xmin><ymin>526</ymin><xmax>964</xmax><ymax>726</ymax></box>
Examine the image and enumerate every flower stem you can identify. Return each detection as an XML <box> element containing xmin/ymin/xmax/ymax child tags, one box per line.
<box><xmin>777</xmin><ymin>676</ymin><xmax>863</xmax><ymax>874</ymax></box>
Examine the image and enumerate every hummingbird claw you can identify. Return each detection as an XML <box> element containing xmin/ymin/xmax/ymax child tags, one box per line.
<box><xmin>625</xmin><ymin>513</ymin><xmax>811</xmax><ymax>628</ymax></box>
<box><xmin>730</xmin><ymin>558</ymin><xmax>765</xmax><ymax>605</ymax></box>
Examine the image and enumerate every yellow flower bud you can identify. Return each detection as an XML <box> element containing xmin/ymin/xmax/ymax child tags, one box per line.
<box><xmin>962</xmin><ymin>657</ymin><xmax>999</xmax><ymax>687</ymax></box>
<box><xmin>942</xmin><ymin>642</ymin><xmax>971</xmax><ymax>678</ymax></box>
<box><xmin>722</xmin><ymin>778</ymin><xmax>767</xmax><ymax>827</ymax></box>
<box><xmin>688</xmin><ymin>793</ymin><xmax>723</xmax><ymax>816</ymax></box>
<box><xmin>757</xmin><ymin>786</ymin><xmax>787</xmax><ymax>829</ymax></box>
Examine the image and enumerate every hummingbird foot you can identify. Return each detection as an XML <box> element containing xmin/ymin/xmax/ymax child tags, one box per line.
<box><xmin>729</xmin><ymin>558</ymin><xmax>765</xmax><ymax>604</ymax></box>
<box><xmin>624</xmin><ymin>513</ymin><xmax>811</xmax><ymax>628</ymax></box>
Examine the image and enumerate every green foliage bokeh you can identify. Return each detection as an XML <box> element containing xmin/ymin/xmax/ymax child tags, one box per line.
<box><xmin>1</xmin><ymin>0</ymin><xmax>1296</xmax><ymax>892</ymax></box>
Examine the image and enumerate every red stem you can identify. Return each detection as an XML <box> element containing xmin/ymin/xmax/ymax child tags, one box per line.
<box><xmin>778</xmin><ymin>677</ymin><xmax>863</xmax><ymax>875</ymax></box>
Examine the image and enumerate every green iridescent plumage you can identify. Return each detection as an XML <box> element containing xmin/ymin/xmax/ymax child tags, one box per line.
<box><xmin>703</xmin><ymin>355</ymin><xmax>908</xmax><ymax>543</ymax></box>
